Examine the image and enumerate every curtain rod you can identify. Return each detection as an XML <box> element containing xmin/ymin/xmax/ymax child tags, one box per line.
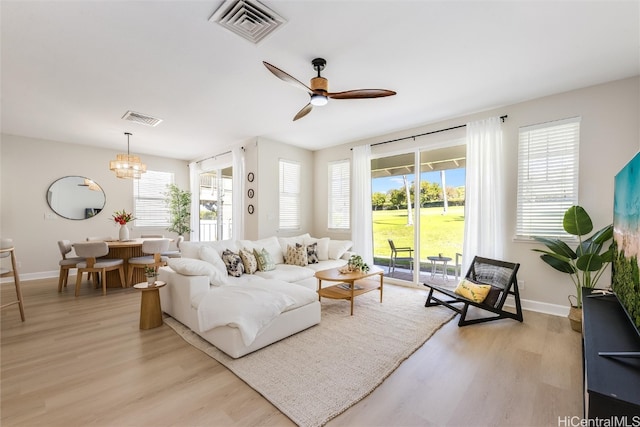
<box><xmin>370</xmin><ymin>114</ymin><xmax>508</xmax><ymax>148</ymax></box>
<box><xmin>195</xmin><ymin>146</ymin><xmax>245</xmax><ymax>165</ymax></box>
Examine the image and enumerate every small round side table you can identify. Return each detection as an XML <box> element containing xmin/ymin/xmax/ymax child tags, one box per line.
<box><xmin>133</xmin><ymin>281</ymin><xmax>166</xmax><ymax>330</ymax></box>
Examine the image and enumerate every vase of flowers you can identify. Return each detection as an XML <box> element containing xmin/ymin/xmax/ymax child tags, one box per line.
<box><xmin>144</xmin><ymin>266</ymin><xmax>158</xmax><ymax>286</ymax></box>
<box><xmin>112</xmin><ymin>209</ymin><xmax>135</xmax><ymax>241</ymax></box>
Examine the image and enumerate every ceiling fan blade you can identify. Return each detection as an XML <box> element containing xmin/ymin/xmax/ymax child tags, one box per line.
<box><xmin>293</xmin><ymin>103</ymin><xmax>313</xmax><ymax>121</ymax></box>
<box><xmin>327</xmin><ymin>89</ymin><xmax>397</xmax><ymax>99</ymax></box>
<box><xmin>263</xmin><ymin>61</ymin><xmax>312</xmax><ymax>93</ymax></box>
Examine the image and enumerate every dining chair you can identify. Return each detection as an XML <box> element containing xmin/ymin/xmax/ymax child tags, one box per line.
<box><xmin>127</xmin><ymin>239</ymin><xmax>171</xmax><ymax>285</ymax></box>
<box><xmin>74</xmin><ymin>242</ymin><xmax>125</xmax><ymax>296</ymax></box>
<box><xmin>1</xmin><ymin>238</ymin><xmax>26</xmax><ymax>321</ymax></box>
<box><xmin>162</xmin><ymin>235</ymin><xmax>184</xmax><ymax>258</ymax></box>
<box><xmin>57</xmin><ymin>240</ymin><xmax>87</xmax><ymax>292</ymax></box>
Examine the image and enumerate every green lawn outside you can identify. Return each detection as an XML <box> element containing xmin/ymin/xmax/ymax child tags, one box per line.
<box><xmin>372</xmin><ymin>206</ymin><xmax>464</xmax><ymax>270</ymax></box>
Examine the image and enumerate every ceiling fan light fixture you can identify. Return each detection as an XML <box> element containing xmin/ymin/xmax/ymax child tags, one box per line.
<box><xmin>310</xmin><ymin>94</ymin><xmax>328</xmax><ymax>106</ymax></box>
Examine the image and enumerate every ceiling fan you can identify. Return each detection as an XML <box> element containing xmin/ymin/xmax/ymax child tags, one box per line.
<box><xmin>263</xmin><ymin>58</ymin><xmax>396</xmax><ymax>121</ymax></box>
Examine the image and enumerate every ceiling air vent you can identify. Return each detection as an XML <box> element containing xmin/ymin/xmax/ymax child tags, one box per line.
<box><xmin>209</xmin><ymin>0</ymin><xmax>286</xmax><ymax>44</ymax></box>
<box><xmin>121</xmin><ymin>110</ymin><xmax>163</xmax><ymax>127</ymax></box>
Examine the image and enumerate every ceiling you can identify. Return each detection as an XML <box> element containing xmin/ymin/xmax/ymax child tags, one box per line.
<box><xmin>2</xmin><ymin>1</ymin><xmax>638</xmax><ymax>162</ymax></box>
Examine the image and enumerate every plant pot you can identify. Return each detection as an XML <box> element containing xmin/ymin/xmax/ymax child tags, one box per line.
<box><xmin>146</xmin><ymin>276</ymin><xmax>157</xmax><ymax>286</ymax></box>
<box><xmin>568</xmin><ymin>305</ymin><xmax>582</xmax><ymax>333</ymax></box>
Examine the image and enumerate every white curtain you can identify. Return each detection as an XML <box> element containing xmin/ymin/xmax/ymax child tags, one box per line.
<box><xmin>231</xmin><ymin>146</ymin><xmax>245</xmax><ymax>240</ymax></box>
<box><xmin>188</xmin><ymin>162</ymin><xmax>201</xmax><ymax>242</ymax></box>
<box><xmin>462</xmin><ymin>116</ymin><xmax>505</xmax><ymax>272</ymax></box>
<box><xmin>351</xmin><ymin>145</ymin><xmax>373</xmax><ymax>265</ymax></box>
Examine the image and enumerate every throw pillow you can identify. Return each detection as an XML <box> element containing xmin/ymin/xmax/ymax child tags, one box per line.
<box><xmin>167</xmin><ymin>258</ymin><xmax>227</xmax><ymax>286</ymax></box>
<box><xmin>222</xmin><ymin>249</ymin><xmax>245</xmax><ymax>277</ymax></box>
<box><xmin>254</xmin><ymin>248</ymin><xmax>275</xmax><ymax>271</ymax></box>
<box><xmin>286</xmin><ymin>244</ymin><xmax>308</xmax><ymax>267</ymax></box>
<box><xmin>278</xmin><ymin>234</ymin><xmax>310</xmax><ymax>256</ymax></box>
<box><xmin>328</xmin><ymin>239</ymin><xmax>353</xmax><ymax>260</ymax></box>
<box><xmin>303</xmin><ymin>242</ymin><xmax>319</xmax><ymax>264</ymax></box>
<box><xmin>304</xmin><ymin>236</ymin><xmax>330</xmax><ymax>260</ymax></box>
<box><xmin>454</xmin><ymin>278</ymin><xmax>491</xmax><ymax>303</ymax></box>
<box><xmin>239</xmin><ymin>248</ymin><xmax>258</xmax><ymax>274</ymax></box>
<box><xmin>198</xmin><ymin>246</ymin><xmax>229</xmax><ymax>278</ymax></box>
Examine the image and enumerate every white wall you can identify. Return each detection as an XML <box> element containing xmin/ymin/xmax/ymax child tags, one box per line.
<box><xmin>312</xmin><ymin>76</ymin><xmax>640</xmax><ymax>312</ymax></box>
<box><xmin>252</xmin><ymin>137</ymin><xmax>314</xmax><ymax>239</ymax></box>
<box><xmin>0</xmin><ymin>134</ymin><xmax>189</xmax><ymax>278</ymax></box>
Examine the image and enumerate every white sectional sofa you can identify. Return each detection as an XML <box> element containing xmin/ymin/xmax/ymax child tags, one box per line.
<box><xmin>158</xmin><ymin>234</ymin><xmax>352</xmax><ymax>358</ymax></box>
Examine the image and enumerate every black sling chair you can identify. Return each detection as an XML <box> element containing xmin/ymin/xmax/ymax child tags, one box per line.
<box><xmin>424</xmin><ymin>256</ymin><xmax>523</xmax><ymax>326</ymax></box>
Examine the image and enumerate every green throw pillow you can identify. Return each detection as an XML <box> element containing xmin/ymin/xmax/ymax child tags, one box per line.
<box><xmin>253</xmin><ymin>248</ymin><xmax>275</xmax><ymax>271</ymax></box>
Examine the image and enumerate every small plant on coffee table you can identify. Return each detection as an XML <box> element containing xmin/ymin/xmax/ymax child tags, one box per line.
<box><xmin>347</xmin><ymin>254</ymin><xmax>370</xmax><ymax>273</ymax></box>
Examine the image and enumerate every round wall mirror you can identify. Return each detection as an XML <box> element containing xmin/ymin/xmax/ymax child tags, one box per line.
<box><xmin>46</xmin><ymin>176</ymin><xmax>106</xmax><ymax>220</ymax></box>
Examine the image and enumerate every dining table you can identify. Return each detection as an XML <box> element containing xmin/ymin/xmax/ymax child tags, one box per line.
<box><xmin>75</xmin><ymin>238</ymin><xmax>168</xmax><ymax>288</ymax></box>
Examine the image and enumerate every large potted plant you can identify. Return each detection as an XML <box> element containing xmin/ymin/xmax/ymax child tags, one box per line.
<box><xmin>533</xmin><ymin>205</ymin><xmax>613</xmax><ymax>332</ymax></box>
<box><xmin>164</xmin><ymin>184</ymin><xmax>192</xmax><ymax>237</ymax></box>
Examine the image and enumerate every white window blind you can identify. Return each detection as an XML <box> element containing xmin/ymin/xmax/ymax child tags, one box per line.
<box><xmin>134</xmin><ymin>170</ymin><xmax>173</xmax><ymax>227</ymax></box>
<box><xmin>279</xmin><ymin>159</ymin><xmax>300</xmax><ymax>230</ymax></box>
<box><xmin>516</xmin><ymin>117</ymin><xmax>580</xmax><ymax>240</ymax></box>
<box><xmin>328</xmin><ymin>160</ymin><xmax>350</xmax><ymax>229</ymax></box>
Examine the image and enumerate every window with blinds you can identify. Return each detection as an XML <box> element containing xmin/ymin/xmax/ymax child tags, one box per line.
<box><xmin>279</xmin><ymin>159</ymin><xmax>300</xmax><ymax>230</ymax></box>
<box><xmin>133</xmin><ymin>170</ymin><xmax>173</xmax><ymax>227</ymax></box>
<box><xmin>328</xmin><ymin>160</ymin><xmax>350</xmax><ymax>229</ymax></box>
<box><xmin>516</xmin><ymin>117</ymin><xmax>580</xmax><ymax>240</ymax></box>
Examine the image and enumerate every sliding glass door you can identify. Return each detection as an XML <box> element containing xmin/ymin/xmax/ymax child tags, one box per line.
<box><xmin>371</xmin><ymin>144</ymin><xmax>465</xmax><ymax>284</ymax></box>
<box><xmin>199</xmin><ymin>166</ymin><xmax>233</xmax><ymax>241</ymax></box>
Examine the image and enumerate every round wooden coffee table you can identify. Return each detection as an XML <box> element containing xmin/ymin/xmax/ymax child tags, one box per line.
<box><xmin>133</xmin><ymin>281</ymin><xmax>166</xmax><ymax>329</ymax></box>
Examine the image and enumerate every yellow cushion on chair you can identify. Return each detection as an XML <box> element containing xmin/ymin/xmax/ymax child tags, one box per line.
<box><xmin>454</xmin><ymin>279</ymin><xmax>491</xmax><ymax>303</ymax></box>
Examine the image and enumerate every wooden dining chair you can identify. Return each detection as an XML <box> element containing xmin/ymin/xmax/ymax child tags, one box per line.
<box><xmin>127</xmin><ymin>239</ymin><xmax>171</xmax><ymax>286</ymax></box>
<box><xmin>57</xmin><ymin>240</ymin><xmax>87</xmax><ymax>292</ymax></box>
<box><xmin>74</xmin><ymin>242</ymin><xmax>125</xmax><ymax>296</ymax></box>
<box><xmin>1</xmin><ymin>238</ymin><xmax>25</xmax><ymax>321</ymax></box>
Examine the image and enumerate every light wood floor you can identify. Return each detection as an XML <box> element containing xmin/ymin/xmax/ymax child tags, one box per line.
<box><xmin>1</xmin><ymin>277</ymin><xmax>583</xmax><ymax>426</ymax></box>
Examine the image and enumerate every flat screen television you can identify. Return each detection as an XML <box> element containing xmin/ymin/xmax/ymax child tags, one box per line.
<box><xmin>611</xmin><ymin>151</ymin><xmax>640</xmax><ymax>343</ymax></box>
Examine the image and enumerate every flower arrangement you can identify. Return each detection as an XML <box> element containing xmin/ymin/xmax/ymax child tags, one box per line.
<box><xmin>112</xmin><ymin>209</ymin><xmax>135</xmax><ymax>225</ymax></box>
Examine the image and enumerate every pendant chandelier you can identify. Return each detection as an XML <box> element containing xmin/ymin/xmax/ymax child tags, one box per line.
<box><xmin>109</xmin><ymin>132</ymin><xmax>147</xmax><ymax>179</ymax></box>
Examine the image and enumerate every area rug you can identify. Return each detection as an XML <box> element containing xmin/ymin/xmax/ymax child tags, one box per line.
<box><xmin>165</xmin><ymin>285</ymin><xmax>454</xmax><ymax>427</ymax></box>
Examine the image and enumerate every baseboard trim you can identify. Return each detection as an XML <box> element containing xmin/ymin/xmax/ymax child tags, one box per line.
<box><xmin>1</xmin><ymin>270</ymin><xmax>59</xmax><ymax>284</ymax></box>
<box><xmin>505</xmin><ymin>296</ymin><xmax>569</xmax><ymax>317</ymax></box>
<box><xmin>4</xmin><ymin>271</ymin><xmax>572</xmax><ymax>318</ymax></box>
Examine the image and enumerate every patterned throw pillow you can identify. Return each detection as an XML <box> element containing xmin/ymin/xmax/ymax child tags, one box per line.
<box><xmin>454</xmin><ymin>278</ymin><xmax>491</xmax><ymax>303</ymax></box>
<box><xmin>253</xmin><ymin>248</ymin><xmax>275</xmax><ymax>271</ymax></box>
<box><xmin>239</xmin><ymin>248</ymin><xmax>258</xmax><ymax>274</ymax></box>
<box><xmin>222</xmin><ymin>249</ymin><xmax>245</xmax><ymax>277</ymax></box>
<box><xmin>286</xmin><ymin>244</ymin><xmax>308</xmax><ymax>267</ymax></box>
<box><xmin>302</xmin><ymin>242</ymin><xmax>319</xmax><ymax>264</ymax></box>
